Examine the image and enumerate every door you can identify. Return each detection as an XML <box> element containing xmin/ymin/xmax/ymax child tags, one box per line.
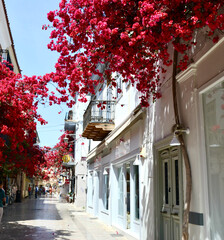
<box><xmin>118</xmin><ymin>167</ymin><xmax>124</xmax><ymax>216</ymax></box>
<box><xmin>94</xmin><ymin>171</ymin><xmax>100</xmax><ymax>216</ymax></box>
<box><xmin>116</xmin><ymin>163</ymin><xmax>131</xmax><ymax>229</ymax></box>
<box><xmin>125</xmin><ymin>163</ymin><xmax>131</xmax><ymax>229</ymax></box>
<box><xmin>159</xmin><ymin>147</ymin><xmax>182</xmax><ymax>240</ymax></box>
<box><xmin>116</xmin><ymin>166</ymin><xmax>124</xmax><ymax>226</ymax></box>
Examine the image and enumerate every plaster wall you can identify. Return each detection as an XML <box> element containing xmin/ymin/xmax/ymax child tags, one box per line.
<box><xmin>74</xmin><ymin>174</ymin><xmax>87</xmax><ymax>208</ymax></box>
<box><xmin>154</xmin><ymin>79</ymin><xmax>174</xmax><ymax>141</ymax></box>
<box><xmin>152</xmin><ymin>36</ymin><xmax>224</xmax><ymax>239</ymax></box>
<box><xmin>0</xmin><ymin>1</ymin><xmax>11</xmax><ymax>49</ymax></box>
<box><xmin>153</xmin><ymin>71</ymin><xmax>205</xmax><ymax>238</ymax></box>
<box><xmin>196</xmin><ymin>39</ymin><xmax>224</xmax><ymax>89</ymax></box>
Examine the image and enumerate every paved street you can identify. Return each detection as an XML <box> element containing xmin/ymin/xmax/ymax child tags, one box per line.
<box><xmin>0</xmin><ymin>195</ymin><xmax>136</xmax><ymax>240</ymax></box>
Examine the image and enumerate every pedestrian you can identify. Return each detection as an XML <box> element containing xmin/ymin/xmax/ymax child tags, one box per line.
<box><xmin>28</xmin><ymin>185</ymin><xmax>32</xmax><ymax>199</ymax></box>
<box><xmin>35</xmin><ymin>185</ymin><xmax>38</xmax><ymax>199</ymax></box>
<box><xmin>43</xmin><ymin>187</ymin><xmax>45</xmax><ymax>195</ymax></box>
<box><xmin>49</xmin><ymin>186</ymin><xmax>52</xmax><ymax>195</ymax></box>
<box><xmin>0</xmin><ymin>180</ymin><xmax>6</xmax><ymax>224</ymax></box>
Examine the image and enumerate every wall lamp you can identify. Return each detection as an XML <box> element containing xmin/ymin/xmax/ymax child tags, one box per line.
<box><xmin>133</xmin><ymin>154</ymin><xmax>141</xmax><ymax>165</ymax></box>
<box><xmin>170</xmin><ymin>128</ymin><xmax>190</xmax><ymax>146</ymax></box>
<box><xmin>103</xmin><ymin>168</ymin><xmax>109</xmax><ymax>175</ymax></box>
<box><xmin>133</xmin><ymin>146</ymin><xmax>146</xmax><ymax>165</ymax></box>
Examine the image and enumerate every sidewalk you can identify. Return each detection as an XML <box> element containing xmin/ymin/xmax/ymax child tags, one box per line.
<box><xmin>67</xmin><ymin>204</ymin><xmax>138</xmax><ymax>240</ymax></box>
<box><xmin>0</xmin><ymin>195</ymin><xmax>137</xmax><ymax>240</ymax></box>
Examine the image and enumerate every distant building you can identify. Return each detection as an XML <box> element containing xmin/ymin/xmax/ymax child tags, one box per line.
<box><xmin>64</xmin><ymin>95</ymin><xmax>89</xmax><ymax>208</ymax></box>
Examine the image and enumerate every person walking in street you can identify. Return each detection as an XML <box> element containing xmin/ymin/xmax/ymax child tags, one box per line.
<box><xmin>35</xmin><ymin>185</ymin><xmax>38</xmax><ymax>199</ymax></box>
<box><xmin>49</xmin><ymin>186</ymin><xmax>52</xmax><ymax>195</ymax></box>
<box><xmin>28</xmin><ymin>185</ymin><xmax>32</xmax><ymax>199</ymax></box>
<box><xmin>0</xmin><ymin>180</ymin><xmax>6</xmax><ymax>224</ymax></box>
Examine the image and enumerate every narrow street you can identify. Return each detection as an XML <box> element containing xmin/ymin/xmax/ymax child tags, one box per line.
<box><xmin>0</xmin><ymin>195</ymin><xmax>136</xmax><ymax>240</ymax></box>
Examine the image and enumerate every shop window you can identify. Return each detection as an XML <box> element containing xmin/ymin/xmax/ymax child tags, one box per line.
<box><xmin>134</xmin><ymin>165</ymin><xmax>140</xmax><ymax>220</ymax></box>
<box><xmin>88</xmin><ymin>173</ymin><xmax>93</xmax><ymax>207</ymax></box>
<box><xmin>118</xmin><ymin>167</ymin><xmax>124</xmax><ymax>216</ymax></box>
<box><xmin>103</xmin><ymin>169</ymin><xmax>110</xmax><ymax>210</ymax></box>
<box><xmin>203</xmin><ymin>80</ymin><xmax>224</xmax><ymax>239</ymax></box>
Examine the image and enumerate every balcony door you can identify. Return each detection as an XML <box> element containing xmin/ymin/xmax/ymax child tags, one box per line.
<box><xmin>159</xmin><ymin>147</ymin><xmax>182</xmax><ymax>240</ymax></box>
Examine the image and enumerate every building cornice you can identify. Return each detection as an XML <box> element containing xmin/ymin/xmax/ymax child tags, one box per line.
<box><xmin>176</xmin><ymin>64</ymin><xmax>197</xmax><ymax>83</ymax></box>
<box><xmin>176</xmin><ymin>36</ymin><xmax>224</xmax><ymax>84</ymax></box>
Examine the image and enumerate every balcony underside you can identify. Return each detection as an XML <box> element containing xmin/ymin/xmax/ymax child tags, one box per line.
<box><xmin>82</xmin><ymin>122</ymin><xmax>115</xmax><ymax>141</ymax></box>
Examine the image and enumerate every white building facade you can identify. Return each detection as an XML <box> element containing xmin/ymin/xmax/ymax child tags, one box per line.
<box><xmin>84</xmin><ymin>34</ymin><xmax>224</xmax><ymax>240</ymax></box>
<box><xmin>84</xmin><ymin>75</ymin><xmax>145</xmax><ymax>238</ymax></box>
<box><xmin>151</xmin><ymin>35</ymin><xmax>224</xmax><ymax>240</ymax></box>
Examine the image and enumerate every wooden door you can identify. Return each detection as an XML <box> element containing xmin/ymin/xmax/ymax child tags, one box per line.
<box><xmin>160</xmin><ymin>147</ymin><xmax>182</xmax><ymax>240</ymax></box>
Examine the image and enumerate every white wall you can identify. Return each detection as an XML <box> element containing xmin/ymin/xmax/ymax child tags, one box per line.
<box><xmin>151</xmin><ymin>36</ymin><xmax>224</xmax><ymax>239</ymax></box>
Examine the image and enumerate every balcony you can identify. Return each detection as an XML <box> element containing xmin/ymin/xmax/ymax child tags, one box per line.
<box><xmin>0</xmin><ymin>49</ymin><xmax>13</xmax><ymax>71</ymax></box>
<box><xmin>64</xmin><ymin>110</ymin><xmax>76</xmax><ymax>131</ymax></box>
<box><xmin>82</xmin><ymin>100</ymin><xmax>116</xmax><ymax>141</ymax></box>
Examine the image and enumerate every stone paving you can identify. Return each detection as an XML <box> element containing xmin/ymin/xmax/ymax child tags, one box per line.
<box><xmin>0</xmin><ymin>195</ymin><xmax>137</xmax><ymax>240</ymax></box>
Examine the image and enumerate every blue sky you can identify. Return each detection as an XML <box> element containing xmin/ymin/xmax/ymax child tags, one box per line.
<box><xmin>5</xmin><ymin>0</ymin><xmax>69</xmax><ymax>148</ymax></box>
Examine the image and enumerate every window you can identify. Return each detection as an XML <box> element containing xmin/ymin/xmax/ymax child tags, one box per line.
<box><xmin>88</xmin><ymin>173</ymin><xmax>94</xmax><ymax>207</ymax></box>
<box><xmin>103</xmin><ymin>169</ymin><xmax>110</xmax><ymax>210</ymax></box>
<box><xmin>0</xmin><ymin>49</ymin><xmax>13</xmax><ymax>71</ymax></box>
<box><xmin>203</xmin><ymin>80</ymin><xmax>224</xmax><ymax>239</ymax></box>
<box><xmin>118</xmin><ymin>167</ymin><xmax>124</xmax><ymax>216</ymax></box>
<box><xmin>164</xmin><ymin>161</ymin><xmax>169</xmax><ymax>204</ymax></box>
<box><xmin>91</xmin><ymin>174</ymin><xmax>94</xmax><ymax>205</ymax></box>
<box><xmin>174</xmin><ymin>159</ymin><xmax>179</xmax><ymax>206</ymax></box>
<box><xmin>134</xmin><ymin>165</ymin><xmax>140</xmax><ymax>220</ymax></box>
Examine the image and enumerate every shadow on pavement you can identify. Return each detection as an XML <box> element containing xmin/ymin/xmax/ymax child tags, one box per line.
<box><xmin>3</xmin><ymin>196</ymin><xmax>61</xmax><ymax>222</ymax></box>
<box><xmin>0</xmin><ymin>221</ymin><xmax>76</xmax><ymax>240</ymax></box>
<box><xmin>0</xmin><ymin>196</ymin><xmax>75</xmax><ymax>240</ymax></box>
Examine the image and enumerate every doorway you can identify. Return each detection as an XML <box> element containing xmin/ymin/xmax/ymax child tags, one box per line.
<box><xmin>116</xmin><ymin>162</ymin><xmax>132</xmax><ymax>229</ymax></box>
<box><xmin>158</xmin><ymin>147</ymin><xmax>182</xmax><ymax>240</ymax></box>
<box><xmin>125</xmin><ymin>163</ymin><xmax>131</xmax><ymax>229</ymax></box>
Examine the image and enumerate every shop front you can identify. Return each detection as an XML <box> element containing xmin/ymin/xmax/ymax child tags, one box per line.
<box><xmin>201</xmin><ymin>78</ymin><xmax>224</xmax><ymax>240</ymax></box>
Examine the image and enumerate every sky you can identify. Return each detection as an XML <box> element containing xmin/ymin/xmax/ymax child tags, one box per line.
<box><xmin>4</xmin><ymin>0</ymin><xmax>69</xmax><ymax>148</ymax></box>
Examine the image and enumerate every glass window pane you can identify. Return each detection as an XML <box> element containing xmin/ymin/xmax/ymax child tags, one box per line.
<box><xmin>126</xmin><ymin>164</ymin><xmax>130</xmax><ymax>214</ymax></box>
<box><xmin>103</xmin><ymin>170</ymin><xmax>110</xmax><ymax>210</ymax></box>
<box><xmin>118</xmin><ymin>167</ymin><xmax>124</xmax><ymax>216</ymax></box>
<box><xmin>203</xmin><ymin>81</ymin><xmax>224</xmax><ymax>239</ymax></box>
<box><xmin>175</xmin><ymin>160</ymin><xmax>179</xmax><ymax>206</ymax></box>
<box><xmin>134</xmin><ymin>165</ymin><xmax>140</xmax><ymax>220</ymax></box>
<box><xmin>164</xmin><ymin>162</ymin><xmax>169</xmax><ymax>204</ymax></box>
<box><xmin>88</xmin><ymin>174</ymin><xmax>93</xmax><ymax>206</ymax></box>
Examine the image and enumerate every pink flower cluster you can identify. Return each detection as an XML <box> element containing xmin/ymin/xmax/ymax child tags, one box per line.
<box><xmin>45</xmin><ymin>0</ymin><xmax>223</xmax><ymax>107</ymax></box>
